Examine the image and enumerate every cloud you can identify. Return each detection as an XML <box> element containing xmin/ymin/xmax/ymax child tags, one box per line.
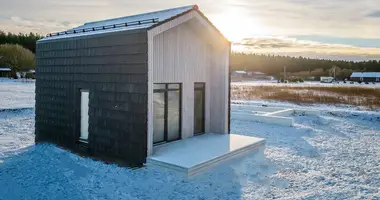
<box><xmin>0</xmin><ymin>15</ymin><xmax>80</xmax><ymax>34</ymax></box>
<box><xmin>0</xmin><ymin>0</ymin><xmax>379</xmax><ymax>61</ymax></box>
<box><xmin>233</xmin><ymin>37</ymin><xmax>354</xmax><ymax>49</ymax></box>
<box><xmin>224</xmin><ymin>0</ymin><xmax>380</xmax><ymax>38</ymax></box>
<box><xmin>232</xmin><ymin>36</ymin><xmax>380</xmax><ymax>61</ymax></box>
<box><xmin>367</xmin><ymin>10</ymin><xmax>380</xmax><ymax>18</ymax></box>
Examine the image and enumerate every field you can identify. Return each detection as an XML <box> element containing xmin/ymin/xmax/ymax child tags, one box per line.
<box><xmin>232</xmin><ymin>81</ymin><xmax>380</xmax><ymax>110</ymax></box>
<box><xmin>0</xmin><ymin>80</ymin><xmax>379</xmax><ymax>199</ymax></box>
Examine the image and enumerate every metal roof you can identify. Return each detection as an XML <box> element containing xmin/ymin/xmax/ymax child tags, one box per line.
<box><xmin>350</xmin><ymin>72</ymin><xmax>380</xmax><ymax>78</ymax></box>
<box><xmin>39</xmin><ymin>5</ymin><xmax>197</xmax><ymax>42</ymax></box>
<box><xmin>233</xmin><ymin>71</ymin><xmax>247</xmax><ymax>74</ymax></box>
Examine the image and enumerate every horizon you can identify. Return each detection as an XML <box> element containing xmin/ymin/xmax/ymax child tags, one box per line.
<box><xmin>1</xmin><ymin>0</ymin><xmax>379</xmax><ymax>61</ymax></box>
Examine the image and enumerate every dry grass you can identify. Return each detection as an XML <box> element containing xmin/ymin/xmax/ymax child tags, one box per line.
<box><xmin>232</xmin><ymin>85</ymin><xmax>380</xmax><ymax>110</ymax></box>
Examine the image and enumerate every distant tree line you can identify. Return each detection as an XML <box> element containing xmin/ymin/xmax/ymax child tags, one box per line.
<box><xmin>1</xmin><ymin>30</ymin><xmax>380</xmax><ymax>80</ymax></box>
<box><xmin>0</xmin><ymin>44</ymin><xmax>36</xmax><ymax>78</ymax></box>
<box><xmin>231</xmin><ymin>53</ymin><xmax>380</xmax><ymax>79</ymax></box>
<box><xmin>0</xmin><ymin>31</ymin><xmax>43</xmax><ymax>53</ymax></box>
<box><xmin>0</xmin><ymin>31</ymin><xmax>41</xmax><ymax>78</ymax></box>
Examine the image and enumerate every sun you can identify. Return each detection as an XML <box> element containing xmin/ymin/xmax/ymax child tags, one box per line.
<box><xmin>210</xmin><ymin>8</ymin><xmax>267</xmax><ymax>42</ymax></box>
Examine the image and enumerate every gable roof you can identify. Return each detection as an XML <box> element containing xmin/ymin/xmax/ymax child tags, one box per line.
<box><xmin>74</xmin><ymin>5</ymin><xmax>196</xmax><ymax>31</ymax></box>
<box><xmin>39</xmin><ymin>5</ymin><xmax>202</xmax><ymax>42</ymax></box>
<box><xmin>351</xmin><ymin>72</ymin><xmax>380</xmax><ymax>78</ymax></box>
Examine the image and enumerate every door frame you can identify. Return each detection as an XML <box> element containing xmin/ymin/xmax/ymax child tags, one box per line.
<box><xmin>153</xmin><ymin>83</ymin><xmax>182</xmax><ymax>145</ymax></box>
<box><xmin>194</xmin><ymin>82</ymin><xmax>205</xmax><ymax>135</ymax></box>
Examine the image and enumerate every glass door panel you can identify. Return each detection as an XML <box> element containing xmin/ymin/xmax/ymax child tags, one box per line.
<box><xmin>153</xmin><ymin>92</ymin><xmax>165</xmax><ymax>144</ymax></box>
<box><xmin>153</xmin><ymin>83</ymin><xmax>181</xmax><ymax>144</ymax></box>
<box><xmin>167</xmin><ymin>90</ymin><xmax>180</xmax><ymax>141</ymax></box>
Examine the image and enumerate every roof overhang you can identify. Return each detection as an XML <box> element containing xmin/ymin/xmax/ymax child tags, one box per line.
<box><xmin>147</xmin><ymin>8</ymin><xmax>230</xmax><ymax>48</ymax></box>
<box><xmin>148</xmin><ymin>6</ymin><xmax>229</xmax><ymax>44</ymax></box>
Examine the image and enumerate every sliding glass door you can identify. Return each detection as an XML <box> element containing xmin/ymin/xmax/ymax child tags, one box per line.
<box><xmin>153</xmin><ymin>84</ymin><xmax>181</xmax><ymax>144</ymax></box>
<box><xmin>194</xmin><ymin>83</ymin><xmax>205</xmax><ymax>135</ymax></box>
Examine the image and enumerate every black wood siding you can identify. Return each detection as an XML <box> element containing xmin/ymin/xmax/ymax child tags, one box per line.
<box><xmin>35</xmin><ymin>29</ymin><xmax>148</xmax><ymax>167</ymax></box>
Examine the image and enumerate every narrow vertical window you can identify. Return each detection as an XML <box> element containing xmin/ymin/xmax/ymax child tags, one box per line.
<box><xmin>194</xmin><ymin>83</ymin><xmax>205</xmax><ymax>135</ymax></box>
<box><xmin>80</xmin><ymin>89</ymin><xmax>89</xmax><ymax>141</ymax></box>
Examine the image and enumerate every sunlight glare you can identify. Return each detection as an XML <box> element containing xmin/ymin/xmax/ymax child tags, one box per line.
<box><xmin>210</xmin><ymin>8</ymin><xmax>267</xmax><ymax>42</ymax></box>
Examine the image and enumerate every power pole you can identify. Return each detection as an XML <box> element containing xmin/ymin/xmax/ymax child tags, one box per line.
<box><xmin>284</xmin><ymin>66</ymin><xmax>287</xmax><ymax>80</ymax></box>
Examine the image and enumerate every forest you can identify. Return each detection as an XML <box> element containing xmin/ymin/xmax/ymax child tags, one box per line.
<box><xmin>0</xmin><ymin>31</ymin><xmax>43</xmax><ymax>53</ymax></box>
<box><xmin>231</xmin><ymin>53</ymin><xmax>380</xmax><ymax>79</ymax></box>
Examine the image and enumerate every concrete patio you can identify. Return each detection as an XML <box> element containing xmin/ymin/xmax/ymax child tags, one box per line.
<box><xmin>147</xmin><ymin>133</ymin><xmax>265</xmax><ymax>177</ymax></box>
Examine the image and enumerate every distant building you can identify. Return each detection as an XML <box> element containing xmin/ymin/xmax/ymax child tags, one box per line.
<box><xmin>320</xmin><ymin>76</ymin><xmax>334</xmax><ymax>83</ymax></box>
<box><xmin>19</xmin><ymin>69</ymin><xmax>36</xmax><ymax>79</ymax></box>
<box><xmin>231</xmin><ymin>71</ymin><xmax>269</xmax><ymax>81</ymax></box>
<box><xmin>232</xmin><ymin>70</ymin><xmax>247</xmax><ymax>77</ymax></box>
<box><xmin>231</xmin><ymin>70</ymin><xmax>247</xmax><ymax>81</ymax></box>
<box><xmin>0</xmin><ymin>67</ymin><xmax>11</xmax><ymax>77</ymax></box>
<box><xmin>248</xmin><ymin>71</ymin><xmax>267</xmax><ymax>80</ymax></box>
<box><xmin>350</xmin><ymin>72</ymin><xmax>380</xmax><ymax>82</ymax></box>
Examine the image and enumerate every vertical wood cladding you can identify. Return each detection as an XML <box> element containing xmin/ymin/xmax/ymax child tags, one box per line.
<box><xmin>151</xmin><ymin>19</ymin><xmax>229</xmax><ymax>138</ymax></box>
<box><xmin>35</xmin><ymin>29</ymin><xmax>148</xmax><ymax>167</ymax></box>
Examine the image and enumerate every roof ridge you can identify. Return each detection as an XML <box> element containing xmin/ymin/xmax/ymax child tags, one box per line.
<box><xmin>83</xmin><ymin>5</ymin><xmax>197</xmax><ymax>26</ymax></box>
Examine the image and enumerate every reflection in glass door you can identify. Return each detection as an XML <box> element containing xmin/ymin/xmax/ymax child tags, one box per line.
<box><xmin>194</xmin><ymin>83</ymin><xmax>205</xmax><ymax>135</ymax></box>
<box><xmin>167</xmin><ymin>90</ymin><xmax>180</xmax><ymax>141</ymax></box>
<box><xmin>153</xmin><ymin>92</ymin><xmax>165</xmax><ymax>143</ymax></box>
<box><xmin>153</xmin><ymin>84</ymin><xmax>181</xmax><ymax>144</ymax></box>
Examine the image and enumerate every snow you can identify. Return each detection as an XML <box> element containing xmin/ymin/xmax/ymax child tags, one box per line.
<box><xmin>0</xmin><ymin>78</ymin><xmax>35</xmax><ymax>109</ymax></box>
<box><xmin>1</xmin><ymin>82</ymin><xmax>380</xmax><ymax>199</ymax></box>
<box><xmin>0</xmin><ymin>108</ymin><xmax>34</xmax><ymax>160</ymax></box>
<box><xmin>39</xmin><ymin>5</ymin><xmax>196</xmax><ymax>42</ymax></box>
<box><xmin>232</xmin><ymin>80</ymin><xmax>380</xmax><ymax>88</ymax></box>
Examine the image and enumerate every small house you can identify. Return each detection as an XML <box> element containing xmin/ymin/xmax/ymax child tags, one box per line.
<box><xmin>249</xmin><ymin>71</ymin><xmax>267</xmax><ymax>80</ymax></box>
<box><xmin>350</xmin><ymin>72</ymin><xmax>380</xmax><ymax>82</ymax></box>
<box><xmin>35</xmin><ymin>5</ymin><xmax>231</xmax><ymax>167</ymax></box>
<box><xmin>231</xmin><ymin>70</ymin><xmax>247</xmax><ymax>81</ymax></box>
<box><xmin>320</xmin><ymin>76</ymin><xmax>334</xmax><ymax>83</ymax></box>
<box><xmin>0</xmin><ymin>67</ymin><xmax>11</xmax><ymax>77</ymax></box>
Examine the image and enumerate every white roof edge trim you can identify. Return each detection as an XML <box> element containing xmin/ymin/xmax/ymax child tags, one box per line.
<box><xmin>147</xmin><ymin>10</ymin><xmax>229</xmax><ymax>45</ymax></box>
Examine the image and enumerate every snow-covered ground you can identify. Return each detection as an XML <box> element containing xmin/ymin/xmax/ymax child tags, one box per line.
<box><xmin>0</xmin><ymin>108</ymin><xmax>35</xmax><ymax>160</ymax></box>
<box><xmin>0</xmin><ymin>80</ymin><xmax>379</xmax><ymax>199</ymax></box>
<box><xmin>0</xmin><ymin>78</ymin><xmax>35</xmax><ymax>109</ymax></box>
<box><xmin>233</xmin><ymin>80</ymin><xmax>380</xmax><ymax>88</ymax></box>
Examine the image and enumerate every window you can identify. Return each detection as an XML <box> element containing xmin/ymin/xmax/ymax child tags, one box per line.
<box><xmin>80</xmin><ymin>89</ymin><xmax>89</xmax><ymax>141</ymax></box>
<box><xmin>153</xmin><ymin>83</ymin><xmax>181</xmax><ymax>144</ymax></box>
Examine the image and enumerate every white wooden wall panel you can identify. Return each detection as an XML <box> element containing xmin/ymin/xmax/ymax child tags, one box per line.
<box><xmin>147</xmin><ymin>10</ymin><xmax>229</xmax><ymax>156</ymax></box>
<box><xmin>152</xmin><ymin>24</ymin><xmax>214</xmax><ymax>139</ymax></box>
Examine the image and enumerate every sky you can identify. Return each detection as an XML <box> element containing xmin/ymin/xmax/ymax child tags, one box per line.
<box><xmin>0</xmin><ymin>0</ymin><xmax>379</xmax><ymax>61</ymax></box>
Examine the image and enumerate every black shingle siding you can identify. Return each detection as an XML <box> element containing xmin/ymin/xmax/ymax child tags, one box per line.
<box><xmin>35</xmin><ymin>29</ymin><xmax>148</xmax><ymax>167</ymax></box>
